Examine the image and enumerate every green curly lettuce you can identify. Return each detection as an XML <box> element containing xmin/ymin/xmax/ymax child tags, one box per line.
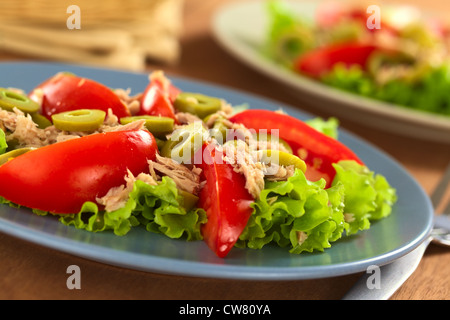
<box><xmin>332</xmin><ymin>161</ymin><xmax>397</xmax><ymax>235</ymax></box>
<box><xmin>236</xmin><ymin>169</ymin><xmax>348</xmax><ymax>254</ymax></box>
<box><xmin>0</xmin><ymin>129</ymin><xmax>7</xmax><ymax>155</ymax></box>
<box><xmin>34</xmin><ymin>177</ymin><xmax>206</xmax><ymax>240</ymax></box>
<box><xmin>322</xmin><ymin>63</ymin><xmax>450</xmax><ymax>116</ymax></box>
<box><xmin>305</xmin><ymin>117</ymin><xmax>339</xmax><ymax>139</ymax></box>
<box><xmin>236</xmin><ymin>159</ymin><xmax>397</xmax><ymax>253</ymax></box>
<box><xmin>266</xmin><ymin>0</ymin><xmax>316</xmax><ymax>64</ymax></box>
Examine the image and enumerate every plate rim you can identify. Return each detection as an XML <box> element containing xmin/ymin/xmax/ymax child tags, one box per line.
<box><xmin>0</xmin><ymin>61</ymin><xmax>434</xmax><ymax>280</ymax></box>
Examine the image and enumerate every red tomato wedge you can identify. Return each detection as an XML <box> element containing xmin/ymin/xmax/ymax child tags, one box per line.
<box><xmin>229</xmin><ymin>110</ymin><xmax>363</xmax><ymax>187</ymax></box>
<box><xmin>29</xmin><ymin>73</ymin><xmax>131</xmax><ymax>120</ymax></box>
<box><xmin>138</xmin><ymin>75</ymin><xmax>181</xmax><ymax>120</ymax></box>
<box><xmin>197</xmin><ymin>143</ymin><xmax>254</xmax><ymax>258</ymax></box>
<box><xmin>151</xmin><ymin>76</ymin><xmax>181</xmax><ymax>103</ymax></box>
<box><xmin>295</xmin><ymin>42</ymin><xmax>379</xmax><ymax>78</ymax></box>
<box><xmin>138</xmin><ymin>82</ymin><xmax>177</xmax><ymax>120</ymax></box>
<box><xmin>0</xmin><ymin>130</ymin><xmax>158</xmax><ymax>214</ymax></box>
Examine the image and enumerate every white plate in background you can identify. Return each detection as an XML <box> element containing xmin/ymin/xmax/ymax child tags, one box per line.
<box><xmin>212</xmin><ymin>0</ymin><xmax>450</xmax><ymax>143</ymax></box>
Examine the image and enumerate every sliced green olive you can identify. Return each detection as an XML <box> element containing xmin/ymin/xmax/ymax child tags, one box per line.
<box><xmin>174</xmin><ymin>92</ymin><xmax>222</xmax><ymax>119</ymax></box>
<box><xmin>273</xmin><ymin>25</ymin><xmax>315</xmax><ymax>63</ymax></box>
<box><xmin>178</xmin><ymin>189</ymin><xmax>199</xmax><ymax>212</ymax></box>
<box><xmin>52</xmin><ymin>109</ymin><xmax>106</xmax><ymax>132</ymax></box>
<box><xmin>257</xmin><ymin>149</ymin><xmax>306</xmax><ymax>173</ymax></box>
<box><xmin>254</xmin><ymin>132</ymin><xmax>293</xmax><ymax>154</ymax></box>
<box><xmin>0</xmin><ymin>88</ymin><xmax>40</xmax><ymax>114</ymax></box>
<box><xmin>120</xmin><ymin>115</ymin><xmax>174</xmax><ymax>139</ymax></box>
<box><xmin>205</xmin><ymin>114</ymin><xmax>228</xmax><ymax>144</ymax></box>
<box><xmin>0</xmin><ymin>148</ymin><xmax>36</xmax><ymax>166</ymax></box>
<box><xmin>154</xmin><ymin>137</ymin><xmax>165</xmax><ymax>151</ymax></box>
<box><xmin>30</xmin><ymin>113</ymin><xmax>52</xmax><ymax>129</ymax></box>
<box><xmin>161</xmin><ymin>122</ymin><xmax>208</xmax><ymax>163</ymax></box>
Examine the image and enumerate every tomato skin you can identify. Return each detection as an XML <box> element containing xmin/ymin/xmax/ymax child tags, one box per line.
<box><xmin>138</xmin><ymin>76</ymin><xmax>181</xmax><ymax>120</ymax></box>
<box><xmin>229</xmin><ymin>110</ymin><xmax>363</xmax><ymax>187</ymax></box>
<box><xmin>295</xmin><ymin>42</ymin><xmax>379</xmax><ymax>78</ymax></box>
<box><xmin>197</xmin><ymin>143</ymin><xmax>254</xmax><ymax>258</ymax></box>
<box><xmin>0</xmin><ymin>130</ymin><xmax>158</xmax><ymax>214</ymax></box>
<box><xmin>138</xmin><ymin>82</ymin><xmax>177</xmax><ymax>120</ymax></box>
<box><xmin>29</xmin><ymin>73</ymin><xmax>131</xmax><ymax>120</ymax></box>
<box><xmin>151</xmin><ymin>77</ymin><xmax>181</xmax><ymax>103</ymax></box>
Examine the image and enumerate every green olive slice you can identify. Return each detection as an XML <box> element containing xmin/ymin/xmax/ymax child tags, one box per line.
<box><xmin>174</xmin><ymin>92</ymin><xmax>222</xmax><ymax>119</ymax></box>
<box><xmin>257</xmin><ymin>149</ymin><xmax>306</xmax><ymax>172</ymax></box>
<box><xmin>30</xmin><ymin>113</ymin><xmax>52</xmax><ymax>129</ymax></box>
<box><xmin>120</xmin><ymin>115</ymin><xmax>174</xmax><ymax>139</ymax></box>
<box><xmin>0</xmin><ymin>88</ymin><xmax>40</xmax><ymax>114</ymax></box>
<box><xmin>52</xmin><ymin>109</ymin><xmax>106</xmax><ymax>132</ymax></box>
<box><xmin>0</xmin><ymin>148</ymin><xmax>36</xmax><ymax>166</ymax></box>
<box><xmin>161</xmin><ymin>122</ymin><xmax>208</xmax><ymax>163</ymax></box>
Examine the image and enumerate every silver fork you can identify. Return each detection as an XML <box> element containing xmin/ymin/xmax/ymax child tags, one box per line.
<box><xmin>342</xmin><ymin>162</ymin><xmax>450</xmax><ymax>300</ymax></box>
<box><xmin>430</xmin><ymin>162</ymin><xmax>450</xmax><ymax>247</ymax></box>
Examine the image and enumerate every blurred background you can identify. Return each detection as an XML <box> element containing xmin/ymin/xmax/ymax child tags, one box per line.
<box><xmin>0</xmin><ymin>0</ymin><xmax>448</xmax><ymax>72</ymax></box>
<box><xmin>0</xmin><ymin>0</ymin><xmax>184</xmax><ymax>71</ymax></box>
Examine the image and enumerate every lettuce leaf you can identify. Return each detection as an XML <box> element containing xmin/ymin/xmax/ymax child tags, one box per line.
<box><xmin>322</xmin><ymin>62</ymin><xmax>450</xmax><ymax>116</ymax></box>
<box><xmin>57</xmin><ymin>177</ymin><xmax>207</xmax><ymax>240</ymax></box>
<box><xmin>237</xmin><ymin>169</ymin><xmax>347</xmax><ymax>254</ymax></box>
<box><xmin>236</xmin><ymin>159</ymin><xmax>397</xmax><ymax>253</ymax></box>
<box><xmin>332</xmin><ymin>161</ymin><xmax>397</xmax><ymax>235</ymax></box>
<box><xmin>266</xmin><ymin>0</ymin><xmax>315</xmax><ymax>64</ymax></box>
<box><xmin>0</xmin><ymin>129</ymin><xmax>7</xmax><ymax>155</ymax></box>
<box><xmin>305</xmin><ymin>117</ymin><xmax>339</xmax><ymax>139</ymax></box>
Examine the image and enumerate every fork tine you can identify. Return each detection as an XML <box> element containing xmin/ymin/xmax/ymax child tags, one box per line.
<box><xmin>430</xmin><ymin>162</ymin><xmax>450</xmax><ymax>212</ymax></box>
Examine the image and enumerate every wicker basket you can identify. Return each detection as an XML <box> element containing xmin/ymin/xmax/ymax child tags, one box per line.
<box><xmin>0</xmin><ymin>0</ymin><xmax>184</xmax><ymax>70</ymax></box>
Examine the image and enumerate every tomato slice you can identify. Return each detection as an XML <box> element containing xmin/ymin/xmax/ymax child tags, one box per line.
<box><xmin>138</xmin><ymin>73</ymin><xmax>181</xmax><ymax>121</ymax></box>
<box><xmin>229</xmin><ymin>110</ymin><xmax>363</xmax><ymax>187</ymax></box>
<box><xmin>197</xmin><ymin>142</ymin><xmax>254</xmax><ymax>258</ymax></box>
<box><xmin>0</xmin><ymin>130</ymin><xmax>158</xmax><ymax>214</ymax></box>
<box><xmin>151</xmin><ymin>77</ymin><xmax>181</xmax><ymax>104</ymax></box>
<box><xmin>138</xmin><ymin>82</ymin><xmax>177</xmax><ymax>120</ymax></box>
<box><xmin>29</xmin><ymin>73</ymin><xmax>131</xmax><ymax>120</ymax></box>
<box><xmin>294</xmin><ymin>42</ymin><xmax>379</xmax><ymax>78</ymax></box>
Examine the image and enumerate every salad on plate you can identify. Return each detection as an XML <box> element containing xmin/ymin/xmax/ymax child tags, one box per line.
<box><xmin>0</xmin><ymin>70</ymin><xmax>396</xmax><ymax>258</ymax></box>
<box><xmin>266</xmin><ymin>0</ymin><xmax>450</xmax><ymax>117</ymax></box>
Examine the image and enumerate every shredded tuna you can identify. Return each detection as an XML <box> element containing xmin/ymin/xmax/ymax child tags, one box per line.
<box><xmin>102</xmin><ymin>119</ymin><xmax>146</xmax><ymax>132</ymax></box>
<box><xmin>103</xmin><ymin>109</ymin><xmax>120</xmax><ymax>127</ymax></box>
<box><xmin>296</xmin><ymin>231</ymin><xmax>308</xmax><ymax>246</ymax></box>
<box><xmin>113</xmin><ymin>88</ymin><xmax>141</xmax><ymax>115</ymax></box>
<box><xmin>96</xmin><ymin>169</ymin><xmax>158</xmax><ymax>212</ymax></box>
<box><xmin>1</xmin><ymin>108</ymin><xmax>57</xmax><ymax>148</ymax></box>
<box><xmin>222</xmin><ymin>140</ymin><xmax>265</xmax><ymax>199</ymax></box>
<box><xmin>265</xmin><ymin>164</ymin><xmax>295</xmax><ymax>181</ymax></box>
<box><xmin>0</xmin><ymin>106</ymin><xmax>151</xmax><ymax>149</ymax></box>
<box><xmin>218</xmin><ymin>118</ymin><xmax>291</xmax><ymax>154</ymax></box>
<box><xmin>344</xmin><ymin>213</ymin><xmax>355</xmax><ymax>223</ymax></box>
<box><xmin>149</xmin><ymin>154</ymin><xmax>202</xmax><ymax>195</ymax></box>
<box><xmin>175</xmin><ymin>112</ymin><xmax>203</xmax><ymax>125</ymax></box>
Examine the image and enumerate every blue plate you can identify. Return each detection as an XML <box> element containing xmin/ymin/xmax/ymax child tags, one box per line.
<box><xmin>0</xmin><ymin>62</ymin><xmax>433</xmax><ymax>280</ymax></box>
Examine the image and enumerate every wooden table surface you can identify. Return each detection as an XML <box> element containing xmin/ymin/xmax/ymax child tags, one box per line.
<box><xmin>0</xmin><ymin>0</ymin><xmax>449</xmax><ymax>300</ymax></box>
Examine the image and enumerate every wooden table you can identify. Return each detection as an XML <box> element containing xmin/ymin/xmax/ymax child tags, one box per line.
<box><xmin>0</xmin><ymin>0</ymin><xmax>449</xmax><ymax>300</ymax></box>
